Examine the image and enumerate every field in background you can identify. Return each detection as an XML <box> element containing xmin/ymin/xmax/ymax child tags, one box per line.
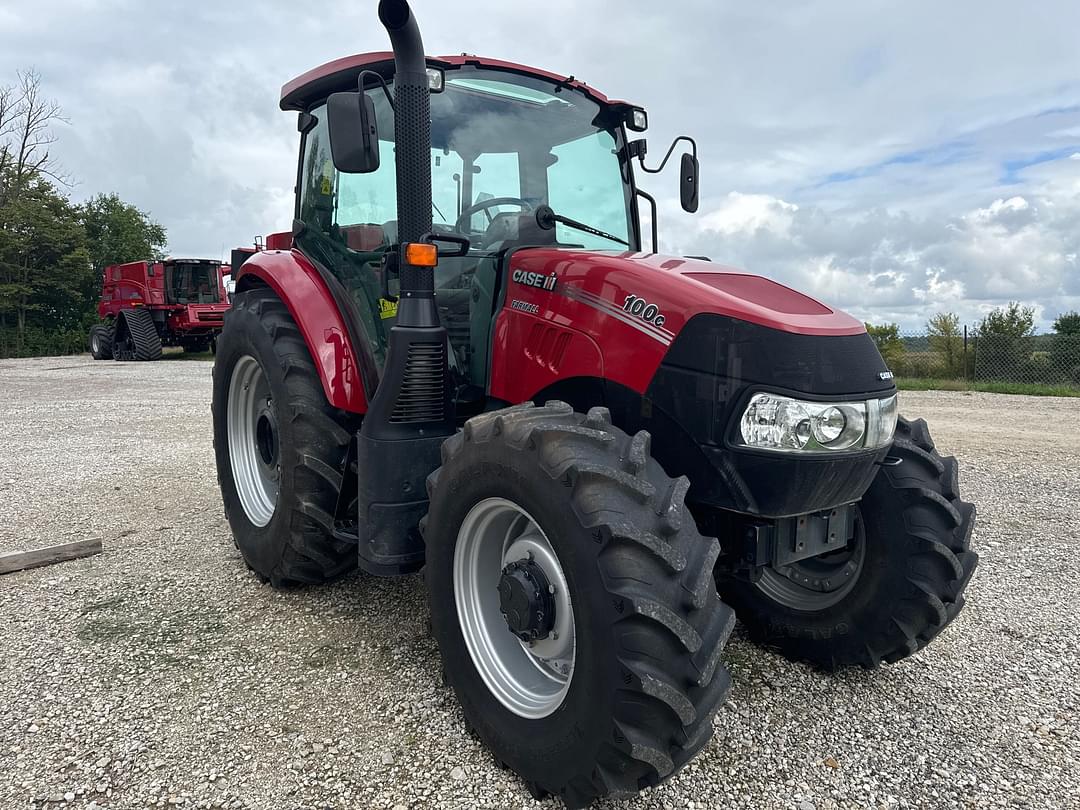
<box><xmin>879</xmin><ymin>331</ymin><xmax>1080</xmax><ymax>396</ymax></box>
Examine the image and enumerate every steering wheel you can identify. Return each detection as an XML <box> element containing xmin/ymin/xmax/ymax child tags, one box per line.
<box><xmin>455</xmin><ymin>197</ymin><xmax>534</xmax><ymax>234</ymax></box>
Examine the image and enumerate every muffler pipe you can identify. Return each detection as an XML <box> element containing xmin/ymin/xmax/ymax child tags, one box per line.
<box><xmin>378</xmin><ymin>0</ymin><xmax>433</xmax><ymax>252</ymax></box>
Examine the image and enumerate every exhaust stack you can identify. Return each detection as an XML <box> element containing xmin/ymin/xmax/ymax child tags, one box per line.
<box><xmin>378</xmin><ymin>0</ymin><xmax>434</xmax><ymax>315</ymax></box>
<box><xmin>355</xmin><ymin>0</ymin><xmax>454</xmax><ymax>578</ymax></box>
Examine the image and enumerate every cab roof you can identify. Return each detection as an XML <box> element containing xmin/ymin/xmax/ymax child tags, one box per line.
<box><xmin>279</xmin><ymin>52</ymin><xmax>634</xmax><ymax>113</ymax></box>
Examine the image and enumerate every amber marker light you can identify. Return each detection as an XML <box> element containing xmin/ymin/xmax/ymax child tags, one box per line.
<box><xmin>403</xmin><ymin>242</ymin><xmax>438</xmax><ymax>267</ymax></box>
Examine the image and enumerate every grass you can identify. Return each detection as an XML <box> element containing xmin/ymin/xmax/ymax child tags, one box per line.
<box><xmin>897</xmin><ymin>377</ymin><xmax>1080</xmax><ymax>397</ymax></box>
<box><xmin>161</xmin><ymin>347</ymin><xmax>214</xmax><ymax>361</ymax></box>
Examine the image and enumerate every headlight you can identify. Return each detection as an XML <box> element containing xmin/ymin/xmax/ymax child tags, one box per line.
<box><xmin>739</xmin><ymin>393</ymin><xmax>897</xmax><ymax>453</ymax></box>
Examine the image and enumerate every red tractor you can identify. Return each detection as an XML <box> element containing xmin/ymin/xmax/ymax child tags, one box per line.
<box><xmin>89</xmin><ymin>257</ymin><xmax>230</xmax><ymax>360</ymax></box>
<box><xmin>213</xmin><ymin>2</ymin><xmax>977</xmax><ymax>805</ymax></box>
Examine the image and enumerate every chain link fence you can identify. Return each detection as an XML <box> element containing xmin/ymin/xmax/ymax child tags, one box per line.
<box><xmin>874</xmin><ymin>327</ymin><xmax>1080</xmax><ymax>390</ymax></box>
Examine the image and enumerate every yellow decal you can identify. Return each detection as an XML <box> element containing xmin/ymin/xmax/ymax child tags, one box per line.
<box><xmin>378</xmin><ymin>298</ymin><xmax>398</xmax><ymax>320</ymax></box>
<box><xmin>320</xmin><ymin>175</ymin><xmax>332</xmax><ymax>195</ymax></box>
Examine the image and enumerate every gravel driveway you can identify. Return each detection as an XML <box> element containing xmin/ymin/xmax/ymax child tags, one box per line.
<box><xmin>1</xmin><ymin>356</ymin><xmax>1077</xmax><ymax>809</ymax></box>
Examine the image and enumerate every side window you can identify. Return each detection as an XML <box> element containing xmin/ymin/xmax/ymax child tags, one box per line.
<box><xmin>298</xmin><ymin>102</ymin><xmax>398</xmax><ymax>238</ymax></box>
<box><xmin>296</xmin><ymin>103</ymin><xmax>396</xmax><ymax>374</ymax></box>
<box><xmin>298</xmin><ymin>112</ymin><xmax>336</xmax><ymax>234</ymax></box>
<box><xmin>547</xmin><ymin>131</ymin><xmax>629</xmax><ymax>249</ymax></box>
<box><xmin>335</xmin><ymin>140</ymin><xmax>398</xmax><ymax>228</ymax></box>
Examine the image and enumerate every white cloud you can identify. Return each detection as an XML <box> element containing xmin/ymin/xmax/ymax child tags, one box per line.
<box><xmin>677</xmin><ymin>153</ymin><xmax>1080</xmax><ymax>330</ymax></box>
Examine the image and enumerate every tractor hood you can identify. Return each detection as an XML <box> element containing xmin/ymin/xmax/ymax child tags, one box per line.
<box><xmin>495</xmin><ymin>245</ymin><xmax>891</xmax><ymax>401</ymax></box>
<box><xmin>501</xmin><ymin>248</ymin><xmax>867</xmax><ymax>356</ymax></box>
<box><xmin>493</xmin><ymin>247</ymin><xmax>895</xmax><ymax>518</ymax></box>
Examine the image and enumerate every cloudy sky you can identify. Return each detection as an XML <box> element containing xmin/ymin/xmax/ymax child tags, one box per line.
<box><xmin>3</xmin><ymin>0</ymin><xmax>1078</xmax><ymax>331</ymax></box>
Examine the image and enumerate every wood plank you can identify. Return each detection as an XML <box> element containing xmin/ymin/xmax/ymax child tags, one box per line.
<box><xmin>0</xmin><ymin>539</ymin><xmax>104</xmax><ymax>575</ymax></box>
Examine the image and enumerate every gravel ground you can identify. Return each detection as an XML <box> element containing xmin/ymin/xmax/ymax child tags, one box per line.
<box><xmin>0</xmin><ymin>355</ymin><xmax>1077</xmax><ymax>810</ymax></box>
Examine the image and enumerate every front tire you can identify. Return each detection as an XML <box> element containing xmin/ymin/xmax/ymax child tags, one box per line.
<box><xmin>212</xmin><ymin>287</ymin><xmax>358</xmax><ymax>586</ymax></box>
<box><xmin>424</xmin><ymin>401</ymin><xmax>735</xmax><ymax>808</ymax></box>
<box><xmin>89</xmin><ymin>324</ymin><xmax>113</xmax><ymax>360</ymax></box>
<box><xmin>717</xmin><ymin>416</ymin><xmax>978</xmax><ymax>669</ymax></box>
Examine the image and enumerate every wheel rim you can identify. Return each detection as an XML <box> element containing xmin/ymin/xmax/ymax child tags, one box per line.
<box><xmin>227</xmin><ymin>355</ymin><xmax>279</xmax><ymax>527</ymax></box>
<box><xmin>91</xmin><ymin>333</ymin><xmax>99</xmax><ymax>354</ymax></box>
<box><xmin>754</xmin><ymin>509</ymin><xmax>866</xmax><ymax>611</ymax></box>
<box><xmin>454</xmin><ymin>497</ymin><xmax>575</xmax><ymax>719</ymax></box>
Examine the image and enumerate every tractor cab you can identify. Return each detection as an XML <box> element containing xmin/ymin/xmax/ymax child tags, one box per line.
<box><xmin>285</xmin><ymin>58</ymin><xmax>674</xmax><ymax>405</ymax></box>
<box><xmin>163</xmin><ymin>258</ymin><xmax>225</xmax><ymax>306</ymax></box>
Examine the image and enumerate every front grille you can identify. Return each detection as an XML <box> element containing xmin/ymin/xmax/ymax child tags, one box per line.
<box><xmin>390</xmin><ymin>342</ymin><xmax>446</xmax><ymax>423</ymax></box>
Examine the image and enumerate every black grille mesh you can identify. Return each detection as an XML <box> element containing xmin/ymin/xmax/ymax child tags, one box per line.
<box><xmin>394</xmin><ymin>83</ymin><xmax>432</xmax><ymax>246</ymax></box>
<box><xmin>390</xmin><ymin>342</ymin><xmax>446</xmax><ymax>423</ymax></box>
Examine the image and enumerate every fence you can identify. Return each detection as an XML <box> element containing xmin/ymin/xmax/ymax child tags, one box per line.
<box><xmin>882</xmin><ymin>329</ymin><xmax>1080</xmax><ymax>390</ymax></box>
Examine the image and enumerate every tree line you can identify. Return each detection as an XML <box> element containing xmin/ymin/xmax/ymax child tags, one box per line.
<box><xmin>0</xmin><ymin>70</ymin><xmax>166</xmax><ymax>358</ymax></box>
<box><xmin>867</xmin><ymin>304</ymin><xmax>1080</xmax><ymax>385</ymax></box>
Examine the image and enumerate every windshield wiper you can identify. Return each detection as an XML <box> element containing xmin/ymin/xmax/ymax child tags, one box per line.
<box><xmin>534</xmin><ymin>204</ymin><xmax>629</xmax><ymax>248</ymax></box>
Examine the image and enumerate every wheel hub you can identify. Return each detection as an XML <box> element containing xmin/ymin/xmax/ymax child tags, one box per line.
<box><xmin>755</xmin><ymin>509</ymin><xmax>866</xmax><ymax>611</ymax></box>
<box><xmin>498</xmin><ymin>558</ymin><xmax>556</xmax><ymax>642</ymax></box>
<box><xmin>255</xmin><ymin>407</ymin><xmax>278</xmax><ymax>467</ymax></box>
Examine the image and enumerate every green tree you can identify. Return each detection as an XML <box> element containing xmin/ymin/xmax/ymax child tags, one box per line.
<box><xmin>864</xmin><ymin>322</ymin><xmax>906</xmax><ymax>373</ymax></box>
<box><xmin>1053</xmin><ymin>311</ymin><xmax>1080</xmax><ymax>335</ymax></box>
<box><xmin>0</xmin><ymin>170</ymin><xmax>91</xmax><ymax>355</ymax></box>
<box><xmin>978</xmin><ymin>302</ymin><xmax>1035</xmax><ymax>339</ymax></box>
<box><xmin>927</xmin><ymin>311</ymin><xmax>963</xmax><ymax>378</ymax></box>
<box><xmin>79</xmin><ymin>192</ymin><xmax>167</xmax><ymax>273</ymax></box>
<box><xmin>975</xmin><ymin>302</ymin><xmax>1036</xmax><ymax>383</ymax></box>
<box><xmin>1050</xmin><ymin>312</ymin><xmax>1080</xmax><ymax>386</ymax></box>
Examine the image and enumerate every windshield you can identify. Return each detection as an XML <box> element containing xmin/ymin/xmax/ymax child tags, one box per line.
<box><xmin>166</xmin><ymin>263</ymin><xmax>220</xmax><ymax>305</ymax></box>
<box><xmin>298</xmin><ymin>66</ymin><xmax>634</xmax><ymax>252</ymax></box>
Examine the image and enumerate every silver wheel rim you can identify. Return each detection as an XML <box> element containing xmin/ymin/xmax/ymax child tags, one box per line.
<box><xmin>453</xmin><ymin>497</ymin><xmax>575</xmax><ymax>719</ymax></box>
<box><xmin>227</xmin><ymin>355</ymin><xmax>279</xmax><ymax>527</ymax></box>
<box><xmin>91</xmin><ymin>333</ymin><xmax>99</xmax><ymax>353</ymax></box>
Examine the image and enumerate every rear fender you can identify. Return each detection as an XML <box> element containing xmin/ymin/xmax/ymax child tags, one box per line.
<box><xmin>235</xmin><ymin>250</ymin><xmax>369</xmax><ymax>414</ymax></box>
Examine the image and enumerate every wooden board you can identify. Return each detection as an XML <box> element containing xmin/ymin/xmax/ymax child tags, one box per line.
<box><xmin>0</xmin><ymin>539</ymin><xmax>104</xmax><ymax>575</ymax></box>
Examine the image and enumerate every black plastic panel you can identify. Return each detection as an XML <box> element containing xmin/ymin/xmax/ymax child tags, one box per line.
<box><xmin>640</xmin><ymin>314</ymin><xmax>896</xmax><ymax>517</ymax></box>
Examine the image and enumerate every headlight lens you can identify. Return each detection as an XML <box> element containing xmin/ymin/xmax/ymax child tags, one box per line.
<box><xmin>866</xmin><ymin>393</ymin><xmax>899</xmax><ymax>449</ymax></box>
<box><xmin>739</xmin><ymin>393</ymin><xmax>896</xmax><ymax>453</ymax></box>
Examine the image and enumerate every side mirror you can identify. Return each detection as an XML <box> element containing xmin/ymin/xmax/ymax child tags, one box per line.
<box><xmin>326</xmin><ymin>91</ymin><xmax>380</xmax><ymax>174</ymax></box>
<box><xmin>680</xmin><ymin>152</ymin><xmax>699</xmax><ymax>213</ymax></box>
<box><xmin>633</xmin><ymin>135</ymin><xmax>700</xmax><ymax>214</ymax></box>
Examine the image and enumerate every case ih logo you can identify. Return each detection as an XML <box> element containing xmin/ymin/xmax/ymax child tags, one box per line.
<box><xmin>512</xmin><ymin>269</ymin><xmax>557</xmax><ymax>291</ymax></box>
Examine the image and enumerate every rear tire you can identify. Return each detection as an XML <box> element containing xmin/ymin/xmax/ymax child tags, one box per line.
<box><xmin>89</xmin><ymin>324</ymin><xmax>113</xmax><ymax>360</ymax></box>
<box><xmin>717</xmin><ymin>415</ymin><xmax>978</xmax><ymax>669</ymax></box>
<box><xmin>424</xmin><ymin>401</ymin><xmax>735</xmax><ymax>808</ymax></box>
<box><xmin>212</xmin><ymin>286</ymin><xmax>359</xmax><ymax>586</ymax></box>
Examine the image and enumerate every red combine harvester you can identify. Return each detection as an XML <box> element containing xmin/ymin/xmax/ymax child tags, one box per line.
<box><xmin>213</xmin><ymin>1</ymin><xmax>978</xmax><ymax>805</ymax></box>
<box><xmin>89</xmin><ymin>258</ymin><xmax>230</xmax><ymax>360</ymax></box>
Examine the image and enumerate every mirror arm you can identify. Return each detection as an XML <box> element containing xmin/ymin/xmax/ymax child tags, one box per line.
<box><xmin>635</xmin><ymin>189</ymin><xmax>659</xmax><ymax>253</ymax></box>
<box><xmin>637</xmin><ymin>135</ymin><xmax>697</xmax><ymax>174</ymax></box>
<box><xmin>358</xmin><ymin>70</ymin><xmax>395</xmax><ymax>111</ymax></box>
<box><xmin>420</xmin><ymin>231</ymin><xmax>470</xmax><ymax>258</ymax></box>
